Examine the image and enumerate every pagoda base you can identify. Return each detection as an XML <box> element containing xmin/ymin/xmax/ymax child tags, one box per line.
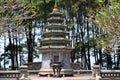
<box><xmin>39</xmin><ymin>68</ymin><xmax>73</xmax><ymax>77</ymax></box>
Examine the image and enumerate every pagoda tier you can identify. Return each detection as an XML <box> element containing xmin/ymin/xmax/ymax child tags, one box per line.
<box><xmin>43</xmin><ymin>30</ymin><xmax>69</xmax><ymax>37</ymax></box>
<box><xmin>39</xmin><ymin>46</ymin><xmax>72</xmax><ymax>50</ymax></box>
<box><xmin>44</xmin><ymin>24</ymin><xmax>67</xmax><ymax>30</ymax></box>
<box><xmin>47</xmin><ymin>10</ymin><xmax>64</xmax><ymax>23</ymax></box>
<box><xmin>40</xmin><ymin>38</ymin><xmax>71</xmax><ymax>48</ymax></box>
<box><xmin>48</xmin><ymin>12</ymin><xmax>64</xmax><ymax>18</ymax></box>
<box><xmin>47</xmin><ymin>17</ymin><xmax>64</xmax><ymax>23</ymax></box>
<box><xmin>40</xmin><ymin>15</ymin><xmax>70</xmax><ymax>50</ymax></box>
<box><xmin>41</xmin><ymin>38</ymin><xmax>71</xmax><ymax>44</ymax></box>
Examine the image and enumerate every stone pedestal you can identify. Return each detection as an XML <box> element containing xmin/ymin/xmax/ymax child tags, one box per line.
<box><xmin>39</xmin><ymin>52</ymin><xmax>73</xmax><ymax>76</ymax></box>
<box><xmin>19</xmin><ymin>65</ymin><xmax>30</xmax><ymax>80</ymax></box>
<box><xmin>39</xmin><ymin>68</ymin><xmax>73</xmax><ymax>77</ymax></box>
<box><xmin>92</xmin><ymin>65</ymin><xmax>100</xmax><ymax>77</ymax></box>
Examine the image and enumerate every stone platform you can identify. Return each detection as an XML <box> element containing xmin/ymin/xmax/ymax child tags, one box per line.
<box><xmin>28</xmin><ymin>74</ymin><xmax>94</xmax><ymax>80</ymax></box>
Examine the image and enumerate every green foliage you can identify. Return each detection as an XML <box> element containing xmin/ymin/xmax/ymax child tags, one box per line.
<box><xmin>104</xmin><ymin>53</ymin><xmax>113</xmax><ymax>69</ymax></box>
<box><xmin>96</xmin><ymin>33</ymin><xmax>112</xmax><ymax>49</ymax></box>
<box><xmin>88</xmin><ymin>0</ymin><xmax>120</xmax><ymax>37</ymax></box>
<box><xmin>95</xmin><ymin>0</ymin><xmax>106</xmax><ymax>3</ymax></box>
<box><xmin>5</xmin><ymin>44</ymin><xmax>22</xmax><ymax>53</ymax></box>
<box><xmin>0</xmin><ymin>0</ymin><xmax>35</xmax><ymax>36</ymax></box>
<box><xmin>71</xmin><ymin>41</ymin><xmax>83</xmax><ymax>62</ymax></box>
<box><xmin>103</xmin><ymin>46</ymin><xmax>113</xmax><ymax>54</ymax></box>
<box><xmin>0</xmin><ymin>0</ymin><xmax>118</xmax><ymax>69</ymax></box>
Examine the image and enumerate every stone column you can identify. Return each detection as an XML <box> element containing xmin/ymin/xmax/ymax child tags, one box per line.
<box><xmin>92</xmin><ymin>65</ymin><xmax>100</xmax><ymax>77</ymax></box>
<box><xmin>19</xmin><ymin>65</ymin><xmax>30</xmax><ymax>80</ymax></box>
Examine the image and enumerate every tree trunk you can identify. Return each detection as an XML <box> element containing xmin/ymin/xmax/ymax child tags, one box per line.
<box><xmin>25</xmin><ymin>21</ymin><xmax>33</xmax><ymax>63</ymax></box>
<box><xmin>3</xmin><ymin>34</ymin><xmax>6</xmax><ymax>70</ymax></box>
<box><xmin>86</xmin><ymin>20</ymin><xmax>91</xmax><ymax>70</ymax></box>
<box><xmin>18</xmin><ymin>33</ymin><xmax>22</xmax><ymax>66</ymax></box>
<box><xmin>43</xmin><ymin>0</ymin><xmax>47</xmax><ymax>24</ymax></box>
<box><xmin>15</xmin><ymin>30</ymin><xmax>18</xmax><ymax>69</ymax></box>
<box><xmin>99</xmin><ymin>49</ymin><xmax>103</xmax><ymax>68</ymax></box>
<box><xmin>8</xmin><ymin>30</ymin><xmax>15</xmax><ymax>70</ymax></box>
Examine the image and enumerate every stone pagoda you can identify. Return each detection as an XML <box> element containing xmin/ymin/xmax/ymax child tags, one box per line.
<box><xmin>39</xmin><ymin>4</ymin><xmax>73</xmax><ymax>76</ymax></box>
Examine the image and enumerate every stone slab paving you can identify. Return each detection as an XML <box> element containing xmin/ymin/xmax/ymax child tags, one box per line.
<box><xmin>28</xmin><ymin>75</ymin><xmax>95</xmax><ymax>80</ymax></box>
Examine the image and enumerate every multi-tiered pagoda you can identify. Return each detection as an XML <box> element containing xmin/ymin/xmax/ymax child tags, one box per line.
<box><xmin>39</xmin><ymin>4</ymin><xmax>73</xmax><ymax>76</ymax></box>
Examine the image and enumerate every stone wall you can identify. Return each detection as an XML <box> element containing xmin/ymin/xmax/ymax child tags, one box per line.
<box><xmin>71</xmin><ymin>63</ymin><xmax>84</xmax><ymax>70</ymax></box>
<box><xmin>26</xmin><ymin>62</ymin><xmax>41</xmax><ymax>70</ymax></box>
<box><xmin>26</xmin><ymin>62</ymin><xmax>83</xmax><ymax>70</ymax></box>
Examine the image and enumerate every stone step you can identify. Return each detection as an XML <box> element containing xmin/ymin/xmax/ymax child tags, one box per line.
<box><xmin>101</xmin><ymin>78</ymin><xmax>120</xmax><ymax>80</ymax></box>
<box><xmin>66</xmin><ymin>79</ymin><xmax>95</xmax><ymax>80</ymax></box>
<box><xmin>28</xmin><ymin>75</ymin><xmax>94</xmax><ymax>80</ymax></box>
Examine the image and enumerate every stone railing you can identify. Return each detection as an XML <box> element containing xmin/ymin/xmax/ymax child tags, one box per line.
<box><xmin>0</xmin><ymin>65</ymin><xmax>30</xmax><ymax>80</ymax></box>
<box><xmin>100</xmin><ymin>70</ymin><xmax>120</xmax><ymax>78</ymax></box>
<box><xmin>0</xmin><ymin>70</ymin><xmax>20</xmax><ymax>80</ymax></box>
<box><xmin>92</xmin><ymin>65</ymin><xmax>120</xmax><ymax>80</ymax></box>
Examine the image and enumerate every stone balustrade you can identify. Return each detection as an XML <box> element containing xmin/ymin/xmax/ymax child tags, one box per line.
<box><xmin>0</xmin><ymin>65</ymin><xmax>29</xmax><ymax>80</ymax></box>
<box><xmin>101</xmin><ymin>70</ymin><xmax>120</xmax><ymax>78</ymax></box>
<box><xmin>92</xmin><ymin>65</ymin><xmax>120</xmax><ymax>80</ymax></box>
<box><xmin>0</xmin><ymin>71</ymin><xmax>20</xmax><ymax>80</ymax></box>
<box><xmin>1</xmin><ymin>64</ymin><xmax>120</xmax><ymax>80</ymax></box>
<box><xmin>0</xmin><ymin>71</ymin><xmax>20</xmax><ymax>78</ymax></box>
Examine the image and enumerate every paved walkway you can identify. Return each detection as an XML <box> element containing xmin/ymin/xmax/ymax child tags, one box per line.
<box><xmin>28</xmin><ymin>75</ymin><xmax>94</xmax><ymax>80</ymax></box>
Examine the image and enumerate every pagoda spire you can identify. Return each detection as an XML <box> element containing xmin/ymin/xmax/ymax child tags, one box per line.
<box><xmin>53</xmin><ymin>2</ymin><xmax>58</xmax><ymax>12</ymax></box>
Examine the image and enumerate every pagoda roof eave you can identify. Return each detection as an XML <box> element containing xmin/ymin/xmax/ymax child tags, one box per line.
<box><xmin>41</xmin><ymin>40</ymin><xmax>71</xmax><ymax>44</ymax></box>
<box><xmin>39</xmin><ymin>46</ymin><xmax>74</xmax><ymax>52</ymax></box>
<box><xmin>39</xmin><ymin>49</ymin><xmax>73</xmax><ymax>53</ymax></box>
<box><xmin>41</xmin><ymin>38</ymin><xmax>71</xmax><ymax>42</ymax></box>
<box><xmin>50</xmin><ymin>12</ymin><xmax>63</xmax><ymax>14</ymax></box>
<box><xmin>48</xmin><ymin>12</ymin><xmax>64</xmax><ymax>17</ymax></box>
<box><xmin>41</xmin><ymin>40</ymin><xmax>70</xmax><ymax>44</ymax></box>
<box><xmin>43</xmin><ymin>31</ymin><xmax>69</xmax><ymax>35</ymax></box>
<box><xmin>43</xmin><ymin>33</ymin><xmax>69</xmax><ymax>36</ymax></box>
<box><xmin>47</xmin><ymin>18</ymin><xmax>64</xmax><ymax>22</ymax></box>
<box><xmin>44</xmin><ymin>30</ymin><xmax>69</xmax><ymax>33</ymax></box>
<box><xmin>45</xmin><ymin>24</ymin><xmax>67</xmax><ymax>28</ymax></box>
